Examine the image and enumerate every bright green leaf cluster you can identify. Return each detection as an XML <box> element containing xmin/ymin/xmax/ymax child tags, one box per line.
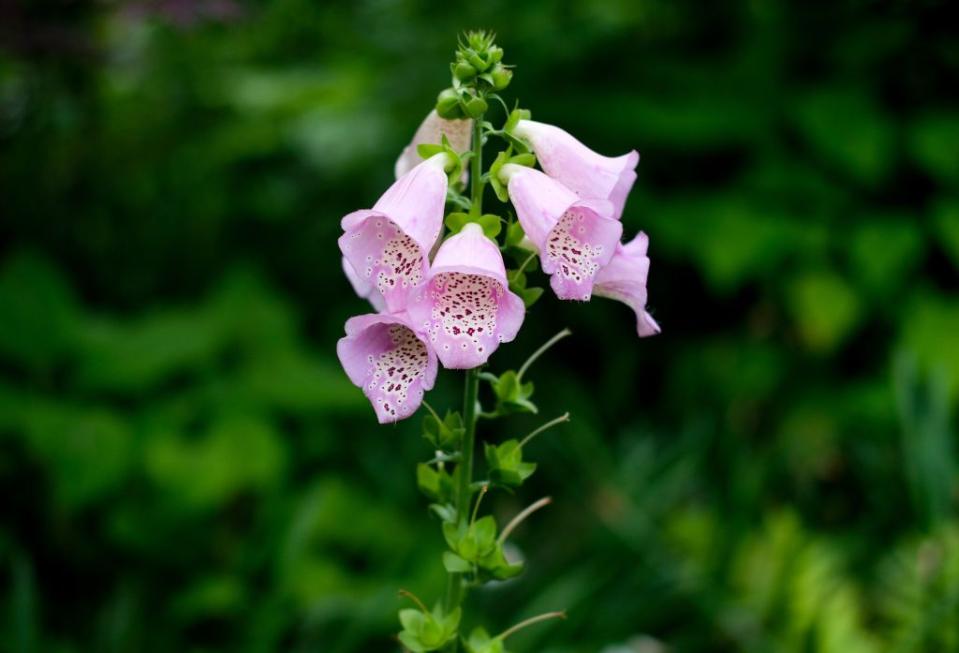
<box><xmin>484</xmin><ymin>370</ymin><xmax>537</xmax><ymax>415</ymax></box>
<box><xmin>446</xmin><ymin>212</ymin><xmax>502</xmax><ymax>239</ymax></box>
<box><xmin>442</xmin><ymin>516</ymin><xmax>524</xmax><ymax>582</ymax></box>
<box><xmin>436</xmin><ymin>31</ymin><xmax>513</xmax><ymax>120</ymax></box>
<box><xmin>463</xmin><ymin>627</ymin><xmax>509</xmax><ymax>653</ymax></box>
<box><xmin>398</xmin><ymin>605</ymin><xmax>461</xmax><ymax>652</ymax></box>
<box><xmin>422</xmin><ymin>409</ymin><xmax>465</xmax><ymax>450</ymax></box>
<box><xmin>485</xmin><ymin>440</ymin><xmax>536</xmax><ymax>488</ymax></box>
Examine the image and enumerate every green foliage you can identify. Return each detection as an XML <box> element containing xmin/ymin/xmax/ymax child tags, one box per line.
<box><xmin>398</xmin><ymin>605</ymin><xmax>462</xmax><ymax>652</ymax></box>
<box><xmin>2</xmin><ymin>1</ymin><xmax>958</xmax><ymax>651</ymax></box>
<box><xmin>485</xmin><ymin>440</ymin><xmax>537</xmax><ymax>488</ymax></box>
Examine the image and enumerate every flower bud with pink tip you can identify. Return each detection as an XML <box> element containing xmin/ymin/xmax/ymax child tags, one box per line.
<box><xmin>408</xmin><ymin>223</ymin><xmax>525</xmax><ymax>369</ymax></box>
<box><xmin>394</xmin><ymin>109</ymin><xmax>472</xmax><ymax>180</ymax></box>
<box><xmin>339</xmin><ymin>153</ymin><xmax>450</xmax><ymax>313</ymax></box>
<box><xmin>593</xmin><ymin>232</ymin><xmax>660</xmax><ymax>337</ymax></box>
<box><xmin>337</xmin><ymin>313</ymin><xmax>438</xmax><ymax>423</ymax></box>
<box><xmin>512</xmin><ymin>119</ymin><xmax>639</xmax><ymax>220</ymax></box>
<box><xmin>500</xmin><ymin>164</ymin><xmax>622</xmax><ymax>301</ymax></box>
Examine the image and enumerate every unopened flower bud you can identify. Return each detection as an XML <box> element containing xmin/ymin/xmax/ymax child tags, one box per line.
<box><xmin>464</xmin><ymin>50</ymin><xmax>488</xmax><ymax>73</ymax></box>
<box><xmin>488</xmin><ymin>46</ymin><xmax>504</xmax><ymax>64</ymax></box>
<box><xmin>491</xmin><ymin>64</ymin><xmax>512</xmax><ymax>90</ymax></box>
<box><xmin>463</xmin><ymin>95</ymin><xmax>488</xmax><ymax>119</ymax></box>
<box><xmin>453</xmin><ymin>61</ymin><xmax>477</xmax><ymax>82</ymax></box>
<box><xmin>436</xmin><ymin>87</ymin><xmax>463</xmax><ymax>119</ymax></box>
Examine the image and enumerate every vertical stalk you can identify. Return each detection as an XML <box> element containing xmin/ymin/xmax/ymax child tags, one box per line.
<box><xmin>469</xmin><ymin>119</ymin><xmax>483</xmax><ymax>214</ymax></box>
<box><xmin>443</xmin><ymin>113</ymin><xmax>486</xmax><ymax>653</ymax></box>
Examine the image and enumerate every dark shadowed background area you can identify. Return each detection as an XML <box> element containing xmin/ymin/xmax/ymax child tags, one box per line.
<box><xmin>2</xmin><ymin>1</ymin><xmax>958</xmax><ymax>651</ymax></box>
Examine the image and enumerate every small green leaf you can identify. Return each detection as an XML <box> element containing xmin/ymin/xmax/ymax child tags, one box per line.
<box><xmin>506</xmin><ymin>221</ymin><xmax>526</xmax><ymax>247</ymax></box>
<box><xmin>488</xmin><ymin>148</ymin><xmax>512</xmax><ymax>202</ymax></box>
<box><xmin>504</xmin><ymin>108</ymin><xmax>531</xmax><ymax>134</ymax></box>
<box><xmin>443</xmin><ymin>551</ymin><xmax>472</xmax><ymax>573</ymax></box>
<box><xmin>477</xmin><ymin>214</ymin><xmax>502</xmax><ymax>239</ymax></box>
<box><xmin>399</xmin><ymin>608</ymin><xmax>426</xmax><ymax>633</ymax></box>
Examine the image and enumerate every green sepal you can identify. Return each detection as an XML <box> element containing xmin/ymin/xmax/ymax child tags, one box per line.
<box><xmin>444</xmin><ymin>516</ymin><xmax>498</xmax><ymax>563</ymax></box>
<box><xmin>488</xmin><ymin>149</ymin><xmax>512</xmax><ymax>202</ymax></box>
<box><xmin>464</xmin><ymin>627</ymin><xmax>508</xmax><ymax>653</ymax></box>
<box><xmin>422</xmin><ymin>409</ymin><xmax>465</xmax><ymax>450</ymax></box>
<box><xmin>397</xmin><ymin>605</ymin><xmax>461</xmax><ymax>652</ymax></box>
<box><xmin>445</xmin><ymin>213</ymin><xmax>502</xmax><ymax>239</ymax></box>
<box><xmin>484</xmin><ymin>439</ymin><xmax>537</xmax><ymax>487</ymax></box>
<box><xmin>436</xmin><ymin>87</ymin><xmax>464</xmax><ymax>120</ymax></box>
<box><xmin>443</xmin><ymin>551</ymin><xmax>473</xmax><ymax>573</ymax></box>
<box><xmin>416</xmin><ymin>135</ymin><xmax>467</xmax><ymax>183</ymax></box>
<box><xmin>463</xmin><ymin>94</ymin><xmax>488</xmax><ymax>120</ymax></box>
<box><xmin>487</xmin><ymin>370</ymin><xmax>538</xmax><ymax>415</ymax></box>
<box><xmin>489</xmin><ymin>147</ymin><xmax>537</xmax><ymax>203</ymax></box>
<box><xmin>504</xmin><ymin>107</ymin><xmax>531</xmax><ymax>134</ymax></box>
<box><xmin>429</xmin><ymin>503</ymin><xmax>457</xmax><ymax>523</ymax></box>
<box><xmin>417</xmin><ymin>463</ymin><xmax>455</xmax><ymax>502</ymax></box>
<box><xmin>477</xmin><ymin>545</ymin><xmax>524</xmax><ymax>581</ymax></box>
<box><xmin>505</xmin><ymin>221</ymin><xmax>526</xmax><ymax>248</ymax></box>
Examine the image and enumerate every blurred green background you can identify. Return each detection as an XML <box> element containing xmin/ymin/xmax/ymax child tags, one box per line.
<box><xmin>2</xmin><ymin>1</ymin><xmax>958</xmax><ymax>651</ymax></box>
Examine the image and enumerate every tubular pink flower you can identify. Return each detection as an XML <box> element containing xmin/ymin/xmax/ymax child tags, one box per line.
<box><xmin>407</xmin><ymin>224</ymin><xmax>525</xmax><ymax>369</ymax></box>
<box><xmin>394</xmin><ymin>109</ymin><xmax>472</xmax><ymax>180</ymax></box>
<box><xmin>337</xmin><ymin>312</ymin><xmax>438</xmax><ymax>423</ymax></box>
<box><xmin>342</xmin><ymin>257</ymin><xmax>387</xmax><ymax>312</ymax></box>
<box><xmin>338</xmin><ymin>154</ymin><xmax>449</xmax><ymax>313</ymax></box>
<box><xmin>502</xmin><ymin>164</ymin><xmax>622</xmax><ymax>301</ymax></box>
<box><xmin>512</xmin><ymin>119</ymin><xmax>639</xmax><ymax>220</ymax></box>
<box><xmin>593</xmin><ymin>232</ymin><xmax>661</xmax><ymax>337</ymax></box>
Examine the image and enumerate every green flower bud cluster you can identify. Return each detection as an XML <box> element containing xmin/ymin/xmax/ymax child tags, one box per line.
<box><xmin>436</xmin><ymin>31</ymin><xmax>513</xmax><ymax>120</ymax></box>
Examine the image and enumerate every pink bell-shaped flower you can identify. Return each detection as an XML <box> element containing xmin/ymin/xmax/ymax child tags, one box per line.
<box><xmin>593</xmin><ymin>232</ymin><xmax>660</xmax><ymax>337</ymax></box>
<box><xmin>408</xmin><ymin>223</ymin><xmax>525</xmax><ymax>369</ymax></box>
<box><xmin>342</xmin><ymin>257</ymin><xmax>387</xmax><ymax>312</ymax></box>
<box><xmin>339</xmin><ymin>153</ymin><xmax>449</xmax><ymax>313</ymax></box>
<box><xmin>512</xmin><ymin>119</ymin><xmax>639</xmax><ymax>220</ymax></box>
<box><xmin>337</xmin><ymin>312</ymin><xmax>438</xmax><ymax>423</ymax></box>
<box><xmin>501</xmin><ymin>164</ymin><xmax>622</xmax><ymax>301</ymax></box>
<box><xmin>394</xmin><ymin>109</ymin><xmax>472</xmax><ymax>180</ymax></box>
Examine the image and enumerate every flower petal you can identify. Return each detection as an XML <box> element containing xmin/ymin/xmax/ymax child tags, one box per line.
<box><xmin>337</xmin><ymin>312</ymin><xmax>437</xmax><ymax>423</ymax></box>
<box><xmin>593</xmin><ymin>232</ymin><xmax>660</xmax><ymax>337</ymax></box>
<box><xmin>407</xmin><ymin>224</ymin><xmax>524</xmax><ymax>369</ymax></box>
<box><xmin>394</xmin><ymin>110</ymin><xmax>472</xmax><ymax>180</ymax></box>
<box><xmin>338</xmin><ymin>210</ymin><xmax>428</xmax><ymax>313</ymax></box>
<box><xmin>505</xmin><ymin>167</ymin><xmax>621</xmax><ymax>300</ymax></box>
<box><xmin>513</xmin><ymin>119</ymin><xmax>639</xmax><ymax>219</ymax></box>
<box><xmin>338</xmin><ymin>155</ymin><xmax>448</xmax><ymax>312</ymax></box>
<box><xmin>342</xmin><ymin>257</ymin><xmax>387</xmax><ymax>312</ymax></box>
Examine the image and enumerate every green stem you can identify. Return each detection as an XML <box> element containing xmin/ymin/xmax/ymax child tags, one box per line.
<box><xmin>443</xmin><ymin>367</ymin><xmax>480</xmax><ymax>647</ymax></box>
<box><xmin>469</xmin><ymin>118</ymin><xmax>484</xmax><ymax>215</ymax></box>
<box><xmin>517</xmin><ymin>328</ymin><xmax>572</xmax><ymax>382</ymax></box>
<box><xmin>444</xmin><ymin>93</ymin><xmax>486</xmax><ymax>653</ymax></box>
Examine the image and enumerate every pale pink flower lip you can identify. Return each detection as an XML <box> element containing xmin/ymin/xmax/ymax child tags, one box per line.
<box><xmin>513</xmin><ymin>119</ymin><xmax>639</xmax><ymax>220</ymax></box>
<box><xmin>338</xmin><ymin>154</ymin><xmax>449</xmax><ymax>313</ymax></box>
<box><xmin>336</xmin><ymin>312</ymin><xmax>438</xmax><ymax>423</ymax></box>
<box><xmin>408</xmin><ymin>224</ymin><xmax>525</xmax><ymax>369</ymax></box>
<box><xmin>594</xmin><ymin>232</ymin><xmax>660</xmax><ymax>337</ymax></box>
<box><xmin>503</xmin><ymin>165</ymin><xmax>622</xmax><ymax>301</ymax></box>
<box><xmin>394</xmin><ymin>109</ymin><xmax>472</xmax><ymax>180</ymax></box>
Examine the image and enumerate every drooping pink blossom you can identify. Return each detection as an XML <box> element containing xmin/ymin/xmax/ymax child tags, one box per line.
<box><xmin>501</xmin><ymin>164</ymin><xmax>622</xmax><ymax>301</ymax></box>
<box><xmin>339</xmin><ymin>154</ymin><xmax>449</xmax><ymax>313</ymax></box>
<box><xmin>593</xmin><ymin>232</ymin><xmax>660</xmax><ymax>337</ymax></box>
<box><xmin>394</xmin><ymin>110</ymin><xmax>472</xmax><ymax>180</ymax></box>
<box><xmin>337</xmin><ymin>312</ymin><xmax>438</xmax><ymax>423</ymax></box>
<box><xmin>342</xmin><ymin>257</ymin><xmax>387</xmax><ymax>312</ymax></box>
<box><xmin>513</xmin><ymin>119</ymin><xmax>639</xmax><ymax>220</ymax></box>
<box><xmin>407</xmin><ymin>224</ymin><xmax>525</xmax><ymax>369</ymax></box>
